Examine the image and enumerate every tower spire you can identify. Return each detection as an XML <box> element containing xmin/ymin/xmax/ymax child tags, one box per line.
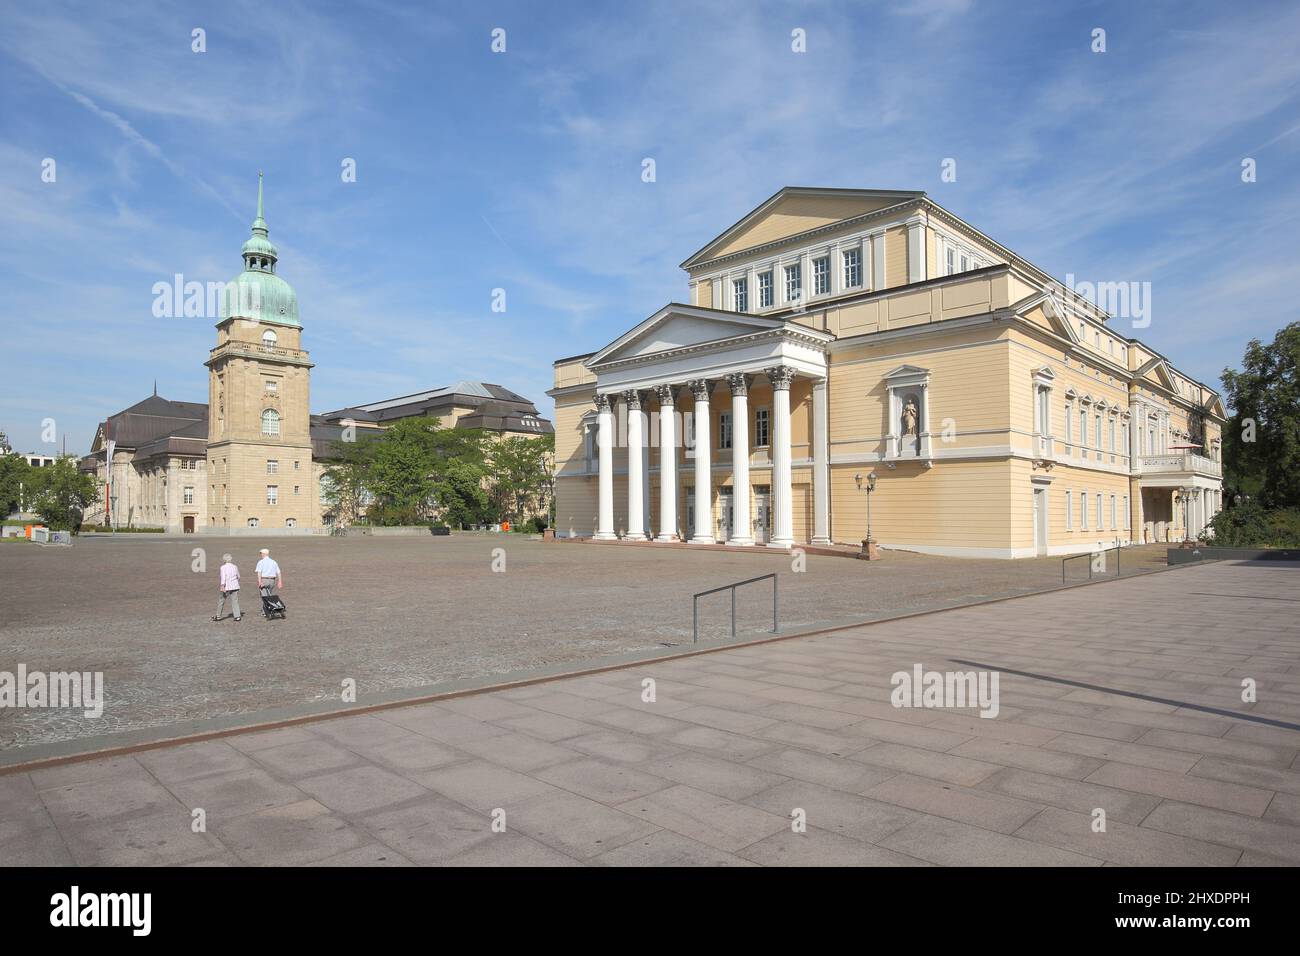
<box><xmin>251</xmin><ymin>170</ymin><xmax>268</xmax><ymax>237</ymax></box>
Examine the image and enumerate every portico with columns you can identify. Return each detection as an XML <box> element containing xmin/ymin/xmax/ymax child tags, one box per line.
<box><xmin>582</xmin><ymin>305</ymin><xmax>831</xmax><ymax>549</ymax></box>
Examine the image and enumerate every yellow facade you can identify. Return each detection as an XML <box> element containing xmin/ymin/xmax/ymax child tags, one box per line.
<box><xmin>550</xmin><ymin>187</ymin><xmax>1225</xmax><ymax>558</ymax></box>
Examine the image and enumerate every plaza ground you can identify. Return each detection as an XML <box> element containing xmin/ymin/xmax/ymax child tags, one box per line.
<box><xmin>0</xmin><ymin>533</ymin><xmax>1167</xmax><ymax>754</ymax></box>
<box><xmin>1</xmin><ymin>558</ymin><xmax>1297</xmax><ymax>866</ymax></box>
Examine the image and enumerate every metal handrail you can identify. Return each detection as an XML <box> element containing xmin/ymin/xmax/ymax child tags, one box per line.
<box><xmin>693</xmin><ymin>573</ymin><xmax>778</xmax><ymax>643</ymax></box>
<box><xmin>1061</xmin><ymin>543</ymin><xmax>1123</xmax><ymax>584</ymax></box>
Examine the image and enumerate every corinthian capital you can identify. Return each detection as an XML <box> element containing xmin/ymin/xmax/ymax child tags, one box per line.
<box><xmin>725</xmin><ymin>372</ymin><xmax>751</xmax><ymax>397</ymax></box>
<box><xmin>621</xmin><ymin>389</ymin><xmax>642</xmax><ymax>410</ymax></box>
<box><xmin>593</xmin><ymin>393</ymin><xmax>612</xmax><ymax>414</ymax></box>
<box><xmin>655</xmin><ymin>383</ymin><xmax>677</xmax><ymax>406</ymax></box>
<box><xmin>765</xmin><ymin>366</ymin><xmax>796</xmax><ymax>390</ymax></box>
<box><xmin>689</xmin><ymin>379</ymin><xmax>711</xmax><ymax>403</ymax></box>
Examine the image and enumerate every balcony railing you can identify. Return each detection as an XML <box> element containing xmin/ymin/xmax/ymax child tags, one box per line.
<box><xmin>208</xmin><ymin>341</ymin><xmax>311</xmax><ymax>364</ymax></box>
<box><xmin>1137</xmin><ymin>453</ymin><xmax>1220</xmax><ymax>477</ymax></box>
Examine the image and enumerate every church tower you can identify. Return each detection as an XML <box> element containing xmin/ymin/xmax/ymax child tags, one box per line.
<box><xmin>205</xmin><ymin>173</ymin><xmax>316</xmax><ymax>531</ymax></box>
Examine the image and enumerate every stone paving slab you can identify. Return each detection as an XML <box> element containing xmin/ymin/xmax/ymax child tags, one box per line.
<box><xmin>2</xmin><ymin>559</ymin><xmax>1299</xmax><ymax>866</ymax></box>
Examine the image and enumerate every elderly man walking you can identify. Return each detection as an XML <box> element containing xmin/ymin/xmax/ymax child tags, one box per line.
<box><xmin>255</xmin><ymin>547</ymin><xmax>283</xmax><ymax>603</ymax></box>
<box><xmin>213</xmin><ymin>553</ymin><xmax>242</xmax><ymax>622</ymax></box>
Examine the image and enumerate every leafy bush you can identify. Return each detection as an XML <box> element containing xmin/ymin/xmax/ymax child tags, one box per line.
<box><xmin>1202</xmin><ymin>503</ymin><xmax>1300</xmax><ymax>548</ymax></box>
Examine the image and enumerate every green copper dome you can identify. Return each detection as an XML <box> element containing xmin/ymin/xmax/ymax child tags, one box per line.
<box><xmin>221</xmin><ymin>172</ymin><xmax>301</xmax><ymax>329</ymax></box>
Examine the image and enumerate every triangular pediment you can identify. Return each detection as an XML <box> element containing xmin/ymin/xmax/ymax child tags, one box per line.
<box><xmin>680</xmin><ymin>187</ymin><xmax>925</xmax><ymax>268</ymax></box>
<box><xmin>884</xmin><ymin>364</ymin><xmax>930</xmax><ymax>380</ymax></box>
<box><xmin>1012</xmin><ymin>290</ymin><xmax>1077</xmax><ymax>343</ymax></box>
<box><xmin>586</xmin><ymin>305</ymin><xmax>790</xmax><ymax>367</ymax></box>
<box><xmin>1136</xmin><ymin>356</ymin><xmax>1177</xmax><ymax>391</ymax></box>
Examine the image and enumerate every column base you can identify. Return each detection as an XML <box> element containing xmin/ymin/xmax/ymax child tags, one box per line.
<box><xmin>767</xmin><ymin>538</ymin><xmax>794</xmax><ymax>549</ymax></box>
<box><xmin>725</xmin><ymin>537</ymin><xmax>755</xmax><ymax>547</ymax></box>
<box><xmin>624</xmin><ymin>532</ymin><xmax>648</xmax><ymax>541</ymax></box>
<box><xmin>654</xmin><ymin>533</ymin><xmax>679</xmax><ymax>543</ymax></box>
<box><xmin>810</xmin><ymin>536</ymin><xmax>831</xmax><ymax>546</ymax></box>
<box><xmin>592</xmin><ymin>532</ymin><xmax>618</xmax><ymax>540</ymax></box>
<box><xmin>688</xmin><ymin>535</ymin><xmax>716</xmax><ymax>545</ymax></box>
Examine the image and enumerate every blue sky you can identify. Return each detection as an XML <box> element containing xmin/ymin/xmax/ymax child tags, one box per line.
<box><xmin>2</xmin><ymin>0</ymin><xmax>1298</xmax><ymax>454</ymax></box>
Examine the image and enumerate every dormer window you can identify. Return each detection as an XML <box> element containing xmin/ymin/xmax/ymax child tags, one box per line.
<box><xmin>262</xmin><ymin>330</ymin><xmax>277</xmax><ymax>347</ymax></box>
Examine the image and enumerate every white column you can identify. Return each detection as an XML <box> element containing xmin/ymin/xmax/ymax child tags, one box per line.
<box><xmin>623</xmin><ymin>390</ymin><xmax>646</xmax><ymax>540</ymax></box>
<box><xmin>689</xmin><ymin>380</ymin><xmax>713</xmax><ymax>543</ymax></box>
<box><xmin>726</xmin><ymin>373</ymin><xmax>753</xmax><ymax>546</ymax></box>
<box><xmin>811</xmin><ymin>377</ymin><xmax>830</xmax><ymax>545</ymax></box>
<box><xmin>594</xmin><ymin>394</ymin><xmax>616</xmax><ymax>539</ymax></box>
<box><xmin>656</xmin><ymin>384</ymin><xmax>679</xmax><ymax>541</ymax></box>
<box><xmin>767</xmin><ymin>366</ymin><xmax>795</xmax><ymax>548</ymax></box>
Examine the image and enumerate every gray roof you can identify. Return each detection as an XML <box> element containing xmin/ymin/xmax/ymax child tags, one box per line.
<box><xmin>319</xmin><ymin>381</ymin><xmax>549</xmax><ymax>428</ymax></box>
<box><xmin>94</xmin><ymin>395</ymin><xmax>208</xmax><ymax>451</ymax></box>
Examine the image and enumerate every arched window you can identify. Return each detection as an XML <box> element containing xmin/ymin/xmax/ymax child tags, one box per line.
<box><xmin>262</xmin><ymin>329</ymin><xmax>277</xmax><ymax>347</ymax></box>
<box><xmin>261</xmin><ymin>408</ymin><xmax>280</xmax><ymax>436</ymax></box>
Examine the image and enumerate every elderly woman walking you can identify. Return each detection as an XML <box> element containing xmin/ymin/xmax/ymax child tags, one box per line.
<box><xmin>213</xmin><ymin>553</ymin><xmax>243</xmax><ymax>622</ymax></box>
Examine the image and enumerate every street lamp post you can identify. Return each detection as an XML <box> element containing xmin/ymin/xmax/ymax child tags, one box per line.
<box><xmin>854</xmin><ymin>471</ymin><xmax>880</xmax><ymax>561</ymax></box>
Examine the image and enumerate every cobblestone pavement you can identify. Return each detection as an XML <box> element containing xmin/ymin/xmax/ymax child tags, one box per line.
<box><xmin>2</xmin><ymin>559</ymin><xmax>1296</xmax><ymax>866</ymax></box>
<box><xmin>1</xmin><ymin>535</ymin><xmax>1169</xmax><ymax>752</ymax></box>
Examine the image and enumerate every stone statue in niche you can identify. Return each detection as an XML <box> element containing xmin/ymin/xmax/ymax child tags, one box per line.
<box><xmin>901</xmin><ymin>396</ymin><xmax>919</xmax><ymax>437</ymax></box>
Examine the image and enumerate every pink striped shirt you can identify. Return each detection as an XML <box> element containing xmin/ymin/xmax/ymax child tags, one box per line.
<box><xmin>220</xmin><ymin>563</ymin><xmax>240</xmax><ymax>591</ymax></box>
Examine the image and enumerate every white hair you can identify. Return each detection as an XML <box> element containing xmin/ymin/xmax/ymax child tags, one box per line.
<box><xmin>222</xmin><ymin>553</ymin><xmax>233</xmax><ymax>563</ymax></box>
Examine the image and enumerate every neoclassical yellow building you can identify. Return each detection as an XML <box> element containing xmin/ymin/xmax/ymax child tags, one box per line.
<box><xmin>549</xmin><ymin>187</ymin><xmax>1225</xmax><ymax>558</ymax></box>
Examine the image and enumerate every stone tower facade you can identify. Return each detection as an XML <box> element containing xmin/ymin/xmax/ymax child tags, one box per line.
<box><xmin>205</xmin><ymin>174</ymin><xmax>317</xmax><ymax>532</ymax></box>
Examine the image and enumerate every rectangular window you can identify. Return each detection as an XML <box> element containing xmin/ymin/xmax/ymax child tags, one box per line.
<box><xmin>719</xmin><ymin>412</ymin><xmax>732</xmax><ymax>450</ymax></box>
<box><xmin>959</xmin><ymin>253</ymin><xmax>970</xmax><ymax>272</ymax></box>
<box><xmin>1065</xmin><ymin>402</ymin><xmax>1074</xmax><ymax>445</ymax></box>
<box><xmin>1065</xmin><ymin>491</ymin><xmax>1073</xmax><ymax>530</ymax></box>
<box><xmin>1081</xmin><ymin>492</ymin><xmax>1089</xmax><ymax>529</ymax></box>
<box><xmin>294</xmin><ymin>460</ymin><xmax>300</xmax><ymax>471</ymax></box>
<box><xmin>1079</xmin><ymin>409</ymin><xmax>1088</xmax><ymax>448</ymax></box>
<box><xmin>812</xmin><ymin>256</ymin><xmax>830</xmax><ymax>296</ymax></box>
<box><xmin>1110</xmin><ymin>494</ymin><xmax>1117</xmax><ymax>529</ymax></box>
<box><xmin>1094</xmin><ymin>413</ymin><xmax>1102</xmax><ymax>449</ymax></box>
<box><xmin>265</xmin><ymin>379</ymin><xmax>277</xmax><ymax>393</ymax></box>
<box><xmin>1108</xmin><ymin>418</ymin><xmax>1116</xmax><ymax>452</ymax></box>
<box><xmin>758</xmin><ymin>270</ymin><xmax>774</xmax><ymax>308</ymax></box>
<box><xmin>267</xmin><ymin>485</ymin><xmax>278</xmax><ymax>505</ymax></box>
<box><xmin>1123</xmin><ymin>495</ymin><xmax>1130</xmax><ymax>529</ymax></box>
<box><xmin>294</xmin><ymin>485</ymin><xmax>300</xmax><ymax>495</ymax></box>
<box><xmin>946</xmin><ymin>247</ymin><xmax>956</xmax><ymax>275</ymax></box>
<box><xmin>1096</xmin><ymin>495</ymin><xmax>1103</xmax><ymax>529</ymax></box>
<box><xmin>267</xmin><ymin>460</ymin><xmax>278</xmax><ymax>475</ymax></box>
<box><xmin>755</xmin><ymin>407</ymin><xmax>771</xmax><ymax>448</ymax></box>
<box><xmin>842</xmin><ymin>248</ymin><xmax>861</xmax><ymax>288</ymax></box>
<box><xmin>732</xmin><ymin>277</ymin><xmax>748</xmax><ymax>312</ymax></box>
<box><xmin>183</xmin><ymin>487</ymin><xmax>194</xmax><ymax>505</ymax></box>
<box><xmin>784</xmin><ymin>263</ymin><xmax>801</xmax><ymax>303</ymax></box>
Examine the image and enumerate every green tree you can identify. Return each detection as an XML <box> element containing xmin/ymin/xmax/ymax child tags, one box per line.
<box><xmin>320</xmin><ymin>433</ymin><xmax>377</xmax><ymax>526</ymax></box>
<box><xmin>488</xmin><ymin>434</ymin><xmax>554</xmax><ymax>524</ymax></box>
<box><xmin>1221</xmin><ymin>321</ymin><xmax>1300</xmax><ymax>508</ymax></box>
<box><xmin>366</xmin><ymin>417</ymin><xmax>442</xmax><ymax>523</ymax></box>
<box><xmin>0</xmin><ymin>452</ymin><xmax>34</xmax><ymax>517</ymax></box>
<box><xmin>31</xmin><ymin>457</ymin><xmax>98</xmax><ymax>531</ymax></box>
<box><xmin>434</xmin><ymin>457</ymin><xmax>493</xmax><ymax>528</ymax></box>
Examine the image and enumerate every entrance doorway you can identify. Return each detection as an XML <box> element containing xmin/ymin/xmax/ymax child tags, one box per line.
<box><xmin>183</xmin><ymin>515</ymin><xmax>195</xmax><ymax>534</ymax></box>
<box><xmin>1032</xmin><ymin>487</ymin><xmax>1048</xmax><ymax>557</ymax></box>
<box><xmin>753</xmin><ymin>485</ymin><xmax>771</xmax><ymax>545</ymax></box>
<box><xmin>718</xmin><ymin>490</ymin><xmax>733</xmax><ymax>542</ymax></box>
